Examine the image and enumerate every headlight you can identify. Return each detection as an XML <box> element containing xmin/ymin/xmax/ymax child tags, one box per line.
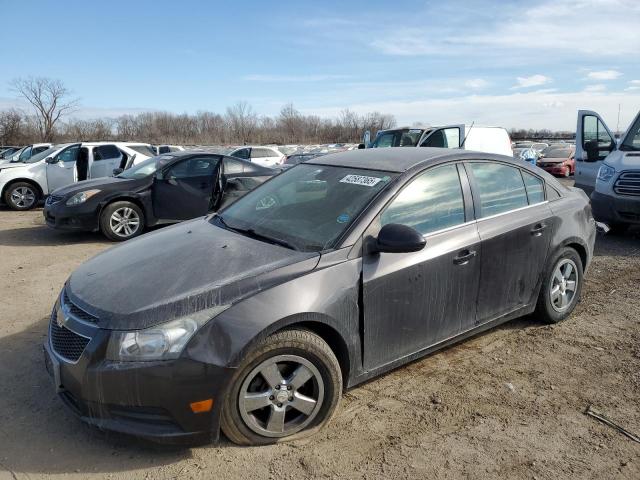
<box><xmin>106</xmin><ymin>305</ymin><xmax>230</xmax><ymax>362</ymax></box>
<box><xmin>66</xmin><ymin>189</ymin><xmax>101</xmax><ymax>206</ymax></box>
<box><xmin>596</xmin><ymin>164</ymin><xmax>615</xmax><ymax>183</ymax></box>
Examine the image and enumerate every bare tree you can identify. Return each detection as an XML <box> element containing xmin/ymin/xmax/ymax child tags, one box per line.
<box><xmin>225</xmin><ymin>101</ymin><xmax>258</xmax><ymax>145</ymax></box>
<box><xmin>11</xmin><ymin>77</ymin><xmax>79</xmax><ymax>142</ymax></box>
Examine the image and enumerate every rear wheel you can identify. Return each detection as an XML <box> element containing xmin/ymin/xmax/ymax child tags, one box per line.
<box><xmin>221</xmin><ymin>329</ymin><xmax>342</xmax><ymax>445</ymax></box>
<box><xmin>535</xmin><ymin>247</ymin><xmax>583</xmax><ymax>324</ymax></box>
<box><xmin>100</xmin><ymin>201</ymin><xmax>144</xmax><ymax>241</ymax></box>
<box><xmin>4</xmin><ymin>182</ymin><xmax>40</xmax><ymax>210</ymax></box>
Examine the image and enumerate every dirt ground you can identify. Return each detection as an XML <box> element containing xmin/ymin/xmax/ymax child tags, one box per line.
<box><xmin>1</xmin><ymin>192</ymin><xmax>639</xmax><ymax>479</ymax></box>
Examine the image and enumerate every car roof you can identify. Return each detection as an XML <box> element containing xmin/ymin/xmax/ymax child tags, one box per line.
<box><xmin>308</xmin><ymin>147</ymin><xmax>519</xmax><ymax>173</ymax></box>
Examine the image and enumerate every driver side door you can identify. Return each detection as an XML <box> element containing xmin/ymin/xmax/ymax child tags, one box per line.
<box><xmin>46</xmin><ymin>144</ymin><xmax>80</xmax><ymax>192</ymax></box>
<box><xmin>575</xmin><ymin>110</ymin><xmax>616</xmax><ymax>195</ymax></box>
<box><xmin>152</xmin><ymin>156</ymin><xmax>221</xmax><ymax>220</ymax></box>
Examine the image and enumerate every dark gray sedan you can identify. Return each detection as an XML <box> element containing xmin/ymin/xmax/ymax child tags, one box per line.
<box><xmin>44</xmin><ymin>148</ymin><xmax>596</xmax><ymax>445</ymax></box>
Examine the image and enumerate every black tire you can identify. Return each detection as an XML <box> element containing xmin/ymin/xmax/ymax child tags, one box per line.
<box><xmin>535</xmin><ymin>247</ymin><xmax>583</xmax><ymax>324</ymax></box>
<box><xmin>608</xmin><ymin>223</ymin><xmax>630</xmax><ymax>235</ymax></box>
<box><xmin>99</xmin><ymin>201</ymin><xmax>144</xmax><ymax>241</ymax></box>
<box><xmin>221</xmin><ymin>329</ymin><xmax>342</xmax><ymax>446</ymax></box>
<box><xmin>3</xmin><ymin>181</ymin><xmax>40</xmax><ymax>210</ymax></box>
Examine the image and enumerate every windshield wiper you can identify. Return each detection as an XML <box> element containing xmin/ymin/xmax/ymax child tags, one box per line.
<box><xmin>215</xmin><ymin>215</ymin><xmax>298</xmax><ymax>250</ymax></box>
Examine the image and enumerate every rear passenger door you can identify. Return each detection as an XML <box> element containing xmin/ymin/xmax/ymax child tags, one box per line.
<box><xmin>90</xmin><ymin>145</ymin><xmax>123</xmax><ymax>178</ymax></box>
<box><xmin>467</xmin><ymin>162</ymin><xmax>552</xmax><ymax>323</ymax></box>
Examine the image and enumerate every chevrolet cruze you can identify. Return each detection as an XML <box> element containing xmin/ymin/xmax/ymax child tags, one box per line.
<box><xmin>44</xmin><ymin>148</ymin><xmax>596</xmax><ymax>445</ymax></box>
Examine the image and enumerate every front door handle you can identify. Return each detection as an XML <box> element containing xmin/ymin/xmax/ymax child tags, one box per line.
<box><xmin>531</xmin><ymin>223</ymin><xmax>547</xmax><ymax>236</ymax></box>
<box><xmin>453</xmin><ymin>249</ymin><xmax>476</xmax><ymax>265</ymax></box>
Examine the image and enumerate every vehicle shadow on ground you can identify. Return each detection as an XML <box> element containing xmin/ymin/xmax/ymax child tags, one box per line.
<box><xmin>0</xmin><ymin>317</ymin><xmax>204</xmax><ymax>476</ymax></box>
<box><xmin>0</xmin><ymin>224</ymin><xmax>108</xmax><ymax>247</ymax></box>
<box><xmin>593</xmin><ymin>228</ymin><xmax>640</xmax><ymax>257</ymax></box>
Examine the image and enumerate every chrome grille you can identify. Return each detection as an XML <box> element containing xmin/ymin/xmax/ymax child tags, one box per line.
<box><xmin>49</xmin><ymin>310</ymin><xmax>91</xmax><ymax>362</ymax></box>
<box><xmin>614</xmin><ymin>171</ymin><xmax>640</xmax><ymax>197</ymax></box>
<box><xmin>62</xmin><ymin>290</ymin><xmax>98</xmax><ymax>323</ymax></box>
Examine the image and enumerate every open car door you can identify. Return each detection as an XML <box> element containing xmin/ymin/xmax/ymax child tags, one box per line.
<box><xmin>419</xmin><ymin>124</ymin><xmax>465</xmax><ymax>149</ymax></box>
<box><xmin>46</xmin><ymin>143</ymin><xmax>81</xmax><ymax>192</ymax></box>
<box><xmin>575</xmin><ymin>110</ymin><xmax>617</xmax><ymax>195</ymax></box>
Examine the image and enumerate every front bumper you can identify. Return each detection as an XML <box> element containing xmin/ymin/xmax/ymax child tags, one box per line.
<box><xmin>43</xmin><ymin>306</ymin><xmax>235</xmax><ymax>445</ymax></box>
<box><xmin>43</xmin><ymin>199</ymin><xmax>100</xmax><ymax>232</ymax></box>
<box><xmin>591</xmin><ymin>191</ymin><xmax>640</xmax><ymax>225</ymax></box>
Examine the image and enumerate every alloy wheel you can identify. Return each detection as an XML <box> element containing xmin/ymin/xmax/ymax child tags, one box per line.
<box><xmin>10</xmin><ymin>186</ymin><xmax>36</xmax><ymax>209</ymax></box>
<box><xmin>109</xmin><ymin>207</ymin><xmax>140</xmax><ymax>238</ymax></box>
<box><xmin>238</xmin><ymin>354</ymin><xmax>324</xmax><ymax>438</ymax></box>
<box><xmin>550</xmin><ymin>258</ymin><xmax>578</xmax><ymax>312</ymax></box>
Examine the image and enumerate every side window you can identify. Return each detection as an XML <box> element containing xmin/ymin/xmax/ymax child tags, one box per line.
<box><xmin>469</xmin><ymin>162</ymin><xmax>528</xmax><ymax>217</ymax></box>
<box><xmin>421</xmin><ymin>128</ymin><xmax>460</xmax><ymax>148</ymax></box>
<box><xmin>521</xmin><ymin>171</ymin><xmax>545</xmax><ymax>204</ymax></box>
<box><xmin>33</xmin><ymin>146</ymin><xmax>48</xmax><ymax>155</ymax></box>
<box><xmin>57</xmin><ymin>145</ymin><xmax>80</xmax><ymax>163</ymax></box>
<box><xmin>251</xmin><ymin>148</ymin><xmax>276</xmax><ymax>158</ymax></box>
<box><xmin>19</xmin><ymin>147</ymin><xmax>32</xmax><ymax>161</ymax></box>
<box><xmin>546</xmin><ymin>185</ymin><xmax>561</xmax><ymax>201</ymax></box>
<box><xmin>223</xmin><ymin>157</ymin><xmax>245</xmax><ymax>174</ymax></box>
<box><xmin>583</xmin><ymin>115</ymin><xmax>614</xmax><ymax>160</ymax></box>
<box><xmin>167</xmin><ymin>156</ymin><xmax>218</xmax><ymax>179</ymax></box>
<box><xmin>158</xmin><ymin>146</ymin><xmax>170</xmax><ymax>154</ymax></box>
<box><xmin>95</xmin><ymin>145</ymin><xmax>121</xmax><ymax>160</ymax></box>
<box><xmin>374</xmin><ymin>132</ymin><xmax>395</xmax><ymax>148</ymax></box>
<box><xmin>233</xmin><ymin>148</ymin><xmax>250</xmax><ymax>160</ymax></box>
<box><xmin>381</xmin><ymin>164</ymin><xmax>465</xmax><ymax>235</ymax></box>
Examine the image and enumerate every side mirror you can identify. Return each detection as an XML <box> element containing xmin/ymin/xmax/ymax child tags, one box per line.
<box><xmin>45</xmin><ymin>156</ymin><xmax>57</xmax><ymax>164</ymax></box>
<box><xmin>583</xmin><ymin>140</ymin><xmax>600</xmax><ymax>162</ymax></box>
<box><xmin>167</xmin><ymin>175</ymin><xmax>178</xmax><ymax>186</ymax></box>
<box><xmin>112</xmin><ymin>168</ymin><xmax>123</xmax><ymax>176</ymax></box>
<box><xmin>357</xmin><ymin>143</ymin><xmax>366</xmax><ymax>149</ymax></box>
<box><xmin>373</xmin><ymin>223</ymin><xmax>426</xmax><ymax>254</ymax></box>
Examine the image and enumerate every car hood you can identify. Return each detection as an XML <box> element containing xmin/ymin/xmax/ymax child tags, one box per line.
<box><xmin>66</xmin><ymin>218</ymin><xmax>320</xmax><ymax>329</ymax></box>
<box><xmin>51</xmin><ymin>176</ymin><xmax>139</xmax><ymax>196</ymax></box>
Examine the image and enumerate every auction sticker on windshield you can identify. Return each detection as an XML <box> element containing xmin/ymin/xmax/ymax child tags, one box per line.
<box><xmin>340</xmin><ymin>174</ymin><xmax>382</xmax><ymax>187</ymax></box>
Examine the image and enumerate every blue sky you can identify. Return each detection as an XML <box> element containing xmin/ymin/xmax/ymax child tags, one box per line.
<box><xmin>1</xmin><ymin>0</ymin><xmax>640</xmax><ymax>130</ymax></box>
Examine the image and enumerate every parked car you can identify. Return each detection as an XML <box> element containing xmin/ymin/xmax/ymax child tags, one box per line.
<box><xmin>230</xmin><ymin>146</ymin><xmax>286</xmax><ymax>168</ymax></box>
<box><xmin>283</xmin><ymin>152</ymin><xmax>325</xmax><ymax>168</ymax></box>
<box><xmin>155</xmin><ymin>145</ymin><xmax>186</xmax><ymax>155</ymax></box>
<box><xmin>0</xmin><ymin>142</ymin><xmax>152</xmax><ymax>210</ymax></box>
<box><xmin>536</xmin><ymin>146</ymin><xmax>575</xmax><ymax>177</ymax></box>
<box><xmin>44</xmin><ymin>148</ymin><xmax>595</xmax><ymax>445</ymax></box>
<box><xmin>369</xmin><ymin>125</ymin><xmax>513</xmax><ymax>156</ymax></box>
<box><xmin>113</xmin><ymin>142</ymin><xmax>155</xmax><ymax>167</ymax></box>
<box><xmin>576</xmin><ymin>109</ymin><xmax>640</xmax><ymax>233</ymax></box>
<box><xmin>0</xmin><ymin>143</ymin><xmax>52</xmax><ymax>165</ymax></box>
<box><xmin>44</xmin><ymin>152</ymin><xmax>276</xmax><ymax>240</ymax></box>
<box><xmin>0</xmin><ymin>146</ymin><xmax>21</xmax><ymax>159</ymax></box>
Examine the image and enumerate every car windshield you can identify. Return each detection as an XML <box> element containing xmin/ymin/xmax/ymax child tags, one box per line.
<box><xmin>127</xmin><ymin>145</ymin><xmax>156</xmax><ymax>157</ymax></box>
<box><xmin>117</xmin><ymin>155</ymin><xmax>174</xmax><ymax>179</ymax></box>
<box><xmin>24</xmin><ymin>146</ymin><xmax>60</xmax><ymax>163</ymax></box>
<box><xmin>216</xmin><ymin>163</ymin><xmax>397</xmax><ymax>252</ymax></box>
<box><xmin>542</xmin><ymin>147</ymin><xmax>572</xmax><ymax>158</ymax></box>
<box><xmin>372</xmin><ymin>129</ymin><xmax>424</xmax><ymax>148</ymax></box>
<box><xmin>621</xmin><ymin>115</ymin><xmax>640</xmax><ymax>151</ymax></box>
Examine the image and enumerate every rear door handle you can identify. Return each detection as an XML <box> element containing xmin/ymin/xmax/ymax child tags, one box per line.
<box><xmin>531</xmin><ymin>223</ymin><xmax>547</xmax><ymax>236</ymax></box>
<box><xmin>453</xmin><ymin>249</ymin><xmax>476</xmax><ymax>265</ymax></box>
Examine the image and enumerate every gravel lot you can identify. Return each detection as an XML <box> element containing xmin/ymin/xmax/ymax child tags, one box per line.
<box><xmin>1</xmin><ymin>186</ymin><xmax>639</xmax><ymax>479</ymax></box>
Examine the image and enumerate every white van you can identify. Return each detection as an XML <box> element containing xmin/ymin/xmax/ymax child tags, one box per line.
<box><xmin>575</xmin><ymin>109</ymin><xmax>640</xmax><ymax>232</ymax></box>
<box><xmin>368</xmin><ymin>125</ymin><xmax>513</xmax><ymax>156</ymax></box>
<box><xmin>0</xmin><ymin>141</ymin><xmax>155</xmax><ymax>210</ymax></box>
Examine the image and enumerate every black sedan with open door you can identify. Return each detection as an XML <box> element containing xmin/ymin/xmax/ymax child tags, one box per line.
<box><xmin>44</xmin><ymin>148</ymin><xmax>596</xmax><ymax>445</ymax></box>
<box><xmin>43</xmin><ymin>152</ymin><xmax>275</xmax><ymax>241</ymax></box>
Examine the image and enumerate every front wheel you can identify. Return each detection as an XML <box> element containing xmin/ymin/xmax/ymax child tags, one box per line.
<box><xmin>535</xmin><ymin>247</ymin><xmax>583</xmax><ymax>324</ymax></box>
<box><xmin>4</xmin><ymin>182</ymin><xmax>40</xmax><ymax>210</ymax></box>
<box><xmin>100</xmin><ymin>201</ymin><xmax>144</xmax><ymax>241</ymax></box>
<box><xmin>221</xmin><ymin>329</ymin><xmax>342</xmax><ymax>445</ymax></box>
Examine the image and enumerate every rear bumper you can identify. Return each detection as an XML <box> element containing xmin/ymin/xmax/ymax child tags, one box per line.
<box><xmin>539</xmin><ymin>164</ymin><xmax>569</xmax><ymax>176</ymax></box>
<box><xmin>43</xmin><ymin>201</ymin><xmax>100</xmax><ymax>231</ymax></box>
<box><xmin>591</xmin><ymin>191</ymin><xmax>640</xmax><ymax>225</ymax></box>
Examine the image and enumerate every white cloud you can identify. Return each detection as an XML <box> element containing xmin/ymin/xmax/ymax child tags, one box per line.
<box><xmin>465</xmin><ymin>78</ymin><xmax>489</xmax><ymax>89</ymax></box>
<box><xmin>513</xmin><ymin>75</ymin><xmax>552</xmax><ymax>89</ymax></box>
<box><xmin>583</xmin><ymin>84</ymin><xmax>607</xmax><ymax>92</ymax></box>
<box><xmin>586</xmin><ymin>70</ymin><xmax>622</xmax><ymax>80</ymax></box>
<box><xmin>243</xmin><ymin>74</ymin><xmax>349</xmax><ymax>82</ymax></box>
<box><xmin>626</xmin><ymin>80</ymin><xmax>640</xmax><ymax>91</ymax></box>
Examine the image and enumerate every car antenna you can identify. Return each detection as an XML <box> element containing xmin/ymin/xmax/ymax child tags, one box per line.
<box><xmin>460</xmin><ymin>122</ymin><xmax>474</xmax><ymax>149</ymax></box>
